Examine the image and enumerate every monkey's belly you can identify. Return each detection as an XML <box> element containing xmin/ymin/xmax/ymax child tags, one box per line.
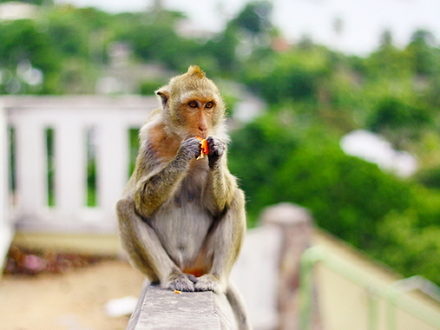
<box><xmin>150</xmin><ymin>201</ymin><xmax>213</xmax><ymax>269</ymax></box>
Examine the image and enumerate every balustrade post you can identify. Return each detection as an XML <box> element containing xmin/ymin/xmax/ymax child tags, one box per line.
<box><xmin>0</xmin><ymin>100</ymin><xmax>13</xmax><ymax>266</ymax></box>
<box><xmin>14</xmin><ymin>116</ymin><xmax>46</xmax><ymax>221</ymax></box>
<box><xmin>260</xmin><ymin>203</ymin><xmax>322</xmax><ymax>330</ymax></box>
<box><xmin>55</xmin><ymin>120</ymin><xmax>86</xmax><ymax>219</ymax></box>
<box><xmin>96</xmin><ymin>116</ymin><xmax>128</xmax><ymax>217</ymax></box>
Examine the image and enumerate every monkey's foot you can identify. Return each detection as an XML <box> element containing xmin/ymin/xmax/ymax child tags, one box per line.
<box><xmin>194</xmin><ymin>274</ymin><xmax>223</xmax><ymax>293</ymax></box>
<box><xmin>165</xmin><ymin>273</ymin><xmax>195</xmax><ymax>292</ymax></box>
<box><xmin>186</xmin><ymin>274</ymin><xmax>198</xmax><ymax>283</ymax></box>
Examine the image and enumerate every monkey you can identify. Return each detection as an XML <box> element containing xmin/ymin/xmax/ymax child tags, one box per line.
<box><xmin>116</xmin><ymin>65</ymin><xmax>250</xmax><ymax>329</ymax></box>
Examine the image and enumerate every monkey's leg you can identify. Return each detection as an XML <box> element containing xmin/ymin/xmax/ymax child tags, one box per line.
<box><xmin>194</xmin><ymin>189</ymin><xmax>246</xmax><ymax>293</ymax></box>
<box><xmin>116</xmin><ymin>198</ymin><xmax>195</xmax><ymax>291</ymax></box>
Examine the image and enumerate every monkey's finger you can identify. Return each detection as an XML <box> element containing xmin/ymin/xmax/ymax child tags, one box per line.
<box><xmin>180</xmin><ymin>137</ymin><xmax>202</xmax><ymax>159</ymax></box>
<box><xmin>206</xmin><ymin>136</ymin><xmax>216</xmax><ymax>155</ymax></box>
<box><xmin>206</xmin><ymin>137</ymin><xmax>225</xmax><ymax>157</ymax></box>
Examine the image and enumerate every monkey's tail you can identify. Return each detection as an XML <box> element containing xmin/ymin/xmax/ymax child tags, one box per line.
<box><xmin>226</xmin><ymin>283</ymin><xmax>252</xmax><ymax>330</ymax></box>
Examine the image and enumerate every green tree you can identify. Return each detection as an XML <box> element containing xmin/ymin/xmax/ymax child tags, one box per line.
<box><xmin>204</xmin><ymin>25</ymin><xmax>239</xmax><ymax>72</ymax></box>
<box><xmin>377</xmin><ymin>208</ymin><xmax>440</xmax><ymax>283</ymax></box>
<box><xmin>0</xmin><ymin>19</ymin><xmax>59</xmax><ymax>93</ymax></box>
<box><xmin>367</xmin><ymin>97</ymin><xmax>432</xmax><ymax>147</ymax></box>
<box><xmin>364</xmin><ymin>30</ymin><xmax>413</xmax><ymax>79</ymax></box>
<box><xmin>44</xmin><ymin>10</ymin><xmax>90</xmax><ymax>58</ymax></box>
<box><xmin>230</xmin><ymin>112</ymin><xmax>440</xmax><ymax>284</ymax></box>
<box><xmin>232</xmin><ymin>1</ymin><xmax>272</xmax><ymax>37</ymax></box>
<box><xmin>406</xmin><ymin>29</ymin><xmax>438</xmax><ymax>76</ymax></box>
<box><xmin>114</xmin><ymin>10</ymin><xmax>201</xmax><ymax>72</ymax></box>
<box><xmin>229</xmin><ymin>113</ymin><xmax>299</xmax><ymax>223</ymax></box>
<box><xmin>244</xmin><ymin>48</ymin><xmax>331</xmax><ymax>104</ymax></box>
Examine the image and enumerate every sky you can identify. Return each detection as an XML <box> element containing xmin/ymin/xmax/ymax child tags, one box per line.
<box><xmin>56</xmin><ymin>0</ymin><xmax>440</xmax><ymax>54</ymax></box>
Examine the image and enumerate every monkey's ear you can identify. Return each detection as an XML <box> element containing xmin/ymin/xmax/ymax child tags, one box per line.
<box><xmin>155</xmin><ymin>87</ymin><xmax>170</xmax><ymax>108</ymax></box>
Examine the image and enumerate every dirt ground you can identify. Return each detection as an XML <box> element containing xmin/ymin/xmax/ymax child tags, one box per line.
<box><xmin>0</xmin><ymin>260</ymin><xmax>145</xmax><ymax>330</ymax></box>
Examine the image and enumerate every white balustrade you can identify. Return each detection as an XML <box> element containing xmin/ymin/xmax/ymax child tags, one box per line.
<box><xmin>3</xmin><ymin>96</ymin><xmax>156</xmax><ymax>233</ymax></box>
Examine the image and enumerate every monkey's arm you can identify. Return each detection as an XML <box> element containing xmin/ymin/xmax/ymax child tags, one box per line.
<box><xmin>205</xmin><ymin>158</ymin><xmax>238</xmax><ymax>213</ymax></box>
<box><xmin>133</xmin><ymin>138</ymin><xmax>200</xmax><ymax>218</ymax></box>
<box><xmin>203</xmin><ymin>136</ymin><xmax>238</xmax><ymax>214</ymax></box>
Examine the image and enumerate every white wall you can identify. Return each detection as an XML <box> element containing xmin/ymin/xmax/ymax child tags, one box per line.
<box><xmin>0</xmin><ymin>100</ymin><xmax>13</xmax><ymax>266</ymax></box>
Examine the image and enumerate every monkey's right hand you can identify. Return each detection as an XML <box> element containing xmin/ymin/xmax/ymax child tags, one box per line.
<box><xmin>177</xmin><ymin>137</ymin><xmax>201</xmax><ymax>161</ymax></box>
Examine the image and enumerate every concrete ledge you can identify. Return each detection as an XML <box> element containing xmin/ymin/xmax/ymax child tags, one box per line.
<box><xmin>12</xmin><ymin>232</ymin><xmax>120</xmax><ymax>255</ymax></box>
<box><xmin>128</xmin><ymin>283</ymin><xmax>237</xmax><ymax>330</ymax></box>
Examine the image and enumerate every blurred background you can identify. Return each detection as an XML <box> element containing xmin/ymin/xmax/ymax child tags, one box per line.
<box><xmin>0</xmin><ymin>0</ymin><xmax>440</xmax><ymax>329</ymax></box>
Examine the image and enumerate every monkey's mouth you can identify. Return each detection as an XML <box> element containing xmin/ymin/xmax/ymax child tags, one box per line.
<box><xmin>187</xmin><ymin>132</ymin><xmax>208</xmax><ymax>139</ymax></box>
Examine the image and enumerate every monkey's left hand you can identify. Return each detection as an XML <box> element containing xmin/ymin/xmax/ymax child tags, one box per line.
<box><xmin>206</xmin><ymin>136</ymin><xmax>226</xmax><ymax>169</ymax></box>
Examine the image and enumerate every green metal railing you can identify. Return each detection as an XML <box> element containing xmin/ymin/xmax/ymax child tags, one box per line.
<box><xmin>298</xmin><ymin>246</ymin><xmax>440</xmax><ymax>330</ymax></box>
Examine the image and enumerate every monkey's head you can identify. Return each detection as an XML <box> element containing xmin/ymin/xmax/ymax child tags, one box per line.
<box><xmin>156</xmin><ymin>65</ymin><xmax>225</xmax><ymax>139</ymax></box>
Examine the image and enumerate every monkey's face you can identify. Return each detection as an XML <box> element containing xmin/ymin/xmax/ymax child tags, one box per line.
<box><xmin>157</xmin><ymin>66</ymin><xmax>225</xmax><ymax>139</ymax></box>
<box><xmin>172</xmin><ymin>91</ymin><xmax>223</xmax><ymax>139</ymax></box>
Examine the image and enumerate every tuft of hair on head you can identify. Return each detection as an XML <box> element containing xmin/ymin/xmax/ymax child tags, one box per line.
<box><xmin>187</xmin><ymin>65</ymin><xmax>205</xmax><ymax>78</ymax></box>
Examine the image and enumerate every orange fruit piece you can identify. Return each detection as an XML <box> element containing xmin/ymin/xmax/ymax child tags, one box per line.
<box><xmin>200</xmin><ymin>139</ymin><xmax>209</xmax><ymax>155</ymax></box>
<box><xmin>195</xmin><ymin>137</ymin><xmax>209</xmax><ymax>159</ymax></box>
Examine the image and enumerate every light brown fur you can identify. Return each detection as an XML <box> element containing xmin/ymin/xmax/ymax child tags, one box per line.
<box><xmin>116</xmin><ymin>66</ymin><xmax>250</xmax><ymax>329</ymax></box>
<box><xmin>148</xmin><ymin>123</ymin><xmax>180</xmax><ymax>161</ymax></box>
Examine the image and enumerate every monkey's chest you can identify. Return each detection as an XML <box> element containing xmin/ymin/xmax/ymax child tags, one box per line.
<box><xmin>149</xmin><ymin>181</ymin><xmax>212</xmax><ymax>268</ymax></box>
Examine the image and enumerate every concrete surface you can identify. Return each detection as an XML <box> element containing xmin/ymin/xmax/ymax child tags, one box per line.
<box><xmin>127</xmin><ymin>284</ymin><xmax>237</xmax><ymax>330</ymax></box>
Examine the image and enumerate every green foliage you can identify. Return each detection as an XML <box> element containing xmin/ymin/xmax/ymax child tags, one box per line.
<box><xmin>244</xmin><ymin>48</ymin><xmax>331</xmax><ymax>104</ymax></box>
<box><xmin>202</xmin><ymin>0</ymin><xmax>274</xmax><ymax>73</ymax></box>
<box><xmin>128</xmin><ymin>128</ymin><xmax>140</xmax><ymax>177</ymax></box>
<box><xmin>364</xmin><ymin>42</ymin><xmax>413</xmax><ymax>79</ymax></box>
<box><xmin>230</xmin><ymin>113</ymin><xmax>412</xmax><ymax>245</ymax></box>
<box><xmin>43</xmin><ymin>9</ymin><xmax>90</xmax><ymax>58</ymax></box>
<box><xmin>406</xmin><ymin>29</ymin><xmax>438</xmax><ymax>76</ymax></box>
<box><xmin>377</xmin><ymin>209</ymin><xmax>440</xmax><ymax>282</ymax></box>
<box><xmin>222</xmin><ymin>92</ymin><xmax>238</xmax><ymax>117</ymax></box>
<box><xmin>230</xmin><ymin>112</ymin><xmax>440</xmax><ymax>284</ymax></box>
<box><xmin>45</xmin><ymin>128</ymin><xmax>55</xmax><ymax>207</ymax></box>
<box><xmin>274</xmin><ymin>143</ymin><xmax>412</xmax><ymax>248</ymax></box>
<box><xmin>229</xmin><ymin>113</ymin><xmax>299</xmax><ymax>224</ymax></box>
<box><xmin>367</xmin><ymin>97</ymin><xmax>432</xmax><ymax>147</ymax></box>
<box><xmin>0</xmin><ymin>5</ymin><xmax>113</xmax><ymax>93</ymax></box>
<box><xmin>86</xmin><ymin>156</ymin><xmax>97</xmax><ymax>207</ymax></box>
<box><xmin>112</xmin><ymin>11</ymin><xmax>203</xmax><ymax>72</ymax></box>
<box><xmin>416</xmin><ymin>167</ymin><xmax>440</xmax><ymax>189</ymax></box>
<box><xmin>204</xmin><ymin>26</ymin><xmax>239</xmax><ymax>72</ymax></box>
<box><xmin>139</xmin><ymin>79</ymin><xmax>166</xmax><ymax>96</ymax></box>
<box><xmin>128</xmin><ymin>24</ymin><xmax>194</xmax><ymax>70</ymax></box>
<box><xmin>231</xmin><ymin>1</ymin><xmax>272</xmax><ymax>36</ymax></box>
<box><xmin>0</xmin><ymin>19</ymin><xmax>59</xmax><ymax>93</ymax></box>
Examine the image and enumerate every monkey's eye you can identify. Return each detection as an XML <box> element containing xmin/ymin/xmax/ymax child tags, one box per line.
<box><xmin>188</xmin><ymin>100</ymin><xmax>198</xmax><ymax>108</ymax></box>
<box><xmin>205</xmin><ymin>101</ymin><xmax>214</xmax><ymax>109</ymax></box>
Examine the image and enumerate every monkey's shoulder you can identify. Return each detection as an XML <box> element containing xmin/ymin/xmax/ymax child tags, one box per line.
<box><xmin>140</xmin><ymin>118</ymin><xmax>180</xmax><ymax>162</ymax></box>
